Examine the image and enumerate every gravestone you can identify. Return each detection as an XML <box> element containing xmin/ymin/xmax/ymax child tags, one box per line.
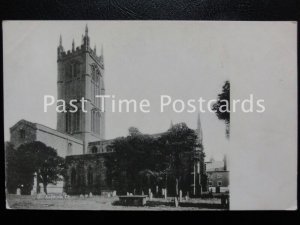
<box><xmin>174</xmin><ymin>197</ymin><xmax>179</xmax><ymax>207</ymax></box>
<box><xmin>16</xmin><ymin>188</ymin><xmax>21</xmax><ymax>195</ymax></box>
<box><xmin>164</xmin><ymin>189</ymin><xmax>167</xmax><ymax>200</ymax></box>
<box><xmin>89</xmin><ymin>192</ymin><xmax>93</xmax><ymax>197</ymax></box>
<box><xmin>112</xmin><ymin>190</ymin><xmax>117</xmax><ymax>197</ymax></box>
<box><xmin>179</xmin><ymin>190</ymin><xmax>182</xmax><ymax>202</ymax></box>
<box><xmin>149</xmin><ymin>192</ymin><xmax>153</xmax><ymax>200</ymax></box>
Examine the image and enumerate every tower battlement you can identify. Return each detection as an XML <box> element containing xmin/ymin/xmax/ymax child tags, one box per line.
<box><xmin>57</xmin><ymin>25</ymin><xmax>104</xmax><ymax>68</ymax></box>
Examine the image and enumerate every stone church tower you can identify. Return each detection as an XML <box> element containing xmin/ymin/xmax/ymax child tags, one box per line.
<box><xmin>56</xmin><ymin>25</ymin><xmax>105</xmax><ymax>153</ymax></box>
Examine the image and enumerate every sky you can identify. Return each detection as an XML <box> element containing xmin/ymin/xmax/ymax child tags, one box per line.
<box><xmin>4</xmin><ymin>21</ymin><xmax>234</xmax><ymax>161</ymax></box>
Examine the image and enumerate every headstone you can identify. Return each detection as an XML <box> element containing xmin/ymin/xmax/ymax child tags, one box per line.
<box><xmin>179</xmin><ymin>190</ymin><xmax>182</xmax><ymax>202</ymax></box>
<box><xmin>149</xmin><ymin>192</ymin><xmax>153</xmax><ymax>200</ymax></box>
<box><xmin>85</xmin><ymin>194</ymin><xmax>88</xmax><ymax>198</ymax></box>
<box><xmin>156</xmin><ymin>186</ymin><xmax>158</xmax><ymax>194</ymax></box>
<box><xmin>113</xmin><ymin>190</ymin><xmax>116</xmax><ymax>197</ymax></box>
<box><xmin>164</xmin><ymin>189</ymin><xmax>167</xmax><ymax>199</ymax></box>
<box><xmin>162</xmin><ymin>188</ymin><xmax>165</xmax><ymax>196</ymax></box>
<box><xmin>80</xmin><ymin>194</ymin><xmax>84</xmax><ymax>198</ymax></box>
<box><xmin>108</xmin><ymin>193</ymin><xmax>111</xmax><ymax>197</ymax></box>
<box><xmin>127</xmin><ymin>192</ymin><xmax>129</xmax><ymax>196</ymax></box>
<box><xmin>185</xmin><ymin>192</ymin><xmax>190</xmax><ymax>200</ymax></box>
<box><xmin>148</xmin><ymin>188</ymin><xmax>151</xmax><ymax>196</ymax></box>
<box><xmin>16</xmin><ymin>188</ymin><xmax>21</xmax><ymax>195</ymax></box>
<box><xmin>174</xmin><ymin>197</ymin><xmax>179</xmax><ymax>207</ymax></box>
<box><xmin>142</xmin><ymin>191</ymin><xmax>144</xmax><ymax>195</ymax></box>
<box><xmin>89</xmin><ymin>192</ymin><xmax>93</xmax><ymax>197</ymax></box>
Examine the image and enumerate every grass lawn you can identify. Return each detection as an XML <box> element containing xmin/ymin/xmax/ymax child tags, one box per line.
<box><xmin>6</xmin><ymin>194</ymin><xmax>226</xmax><ymax>210</ymax></box>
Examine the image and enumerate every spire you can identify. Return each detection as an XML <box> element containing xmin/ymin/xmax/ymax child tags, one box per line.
<box><xmin>57</xmin><ymin>34</ymin><xmax>64</xmax><ymax>58</ymax></box>
<box><xmin>85</xmin><ymin>24</ymin><xmax>88</xmax><ymax>36</ymax></box>
<box><xmin>223</xmin><ymin>154</ymin><xmax>227</xmax><ymax>171</ymax></box>
<box><xmin>170</xmin><ymin>120</ymin><xmax>174</xmax><ymax>129</ymax></box>
<box><xmin>196</xmin><ymin>112</ymin><xmax>203</xmax><ymax>144</ymax></box>
<box><xmin>83</xmin><ymin>24</ymin><xmax>90</xmax><ymax>48</ymax></box>
<box><xmin>72</xmin><ymin>39</ymin><xmax>75</xmax><ymax>51</ymax></box>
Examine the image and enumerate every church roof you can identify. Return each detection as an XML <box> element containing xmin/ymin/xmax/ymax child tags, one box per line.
<box><xmin>10</xmin><ymin>119</ymin><xmax>83</xmax><ymax>144</ymax></box>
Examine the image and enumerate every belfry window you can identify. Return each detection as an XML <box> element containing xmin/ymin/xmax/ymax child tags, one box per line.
<box><xmin>91</xmin><ymin>110</ymin><xmax>100</xmax><ymax>135</ymax></box>
<box><xmin>19</xmin><ymin>129</ymin><xmax>25</xmax><ymax>138</ymax></box>
<box><xmin>66</xmin><ymin>111</ymin><xmax>72</xmax><ymax>133</ymax></box>
<box><xmin>74</xmin><ymin>110</ymin><xmax>80</xmax><ymax>131</ymax></box>
<box><xmin>74</xmin><ymin>63</ymin><xmax>80</xmax><ymax>77</ymax></box>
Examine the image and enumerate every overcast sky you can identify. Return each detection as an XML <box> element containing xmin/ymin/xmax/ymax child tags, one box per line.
<box><xmin>4</xmin><ymin>21</ymin><xmax>248</xmax><ymax>161</ymax></box>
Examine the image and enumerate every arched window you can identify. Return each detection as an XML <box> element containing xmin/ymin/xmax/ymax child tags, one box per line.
<box><xmin>71</xmin><ymin>168</ymin><xmax>76</xmax><ymax>186</ymax></box>
<box><xmin>87</xmin><ymin>166</ymin><xmax>93</xmax><ymax>186</ymax></box>
<box><xmin>67</xmin><ymin>143</ymin><xmax>73</xmax><ymax>155</ymax></box>
<box><xmin>91</xmin><ymin>146</ymin><xmax>97</xmax><ymax>154</ymax></box>
<box><xmin>66</xmin><ymin>111</ymin><xmax>72</xmax><ymax>133</ymax></box>
<box><xmin>66</xmin><ymin>64</ymin><xmax>72</xmax><ymax>80</ymax></box>
<box><xmin>74</xmin><ymin>110</ymin><xmax>80</xmax><ymax>131</ymax></box>
<box><xmin>91</xmin><ymin>110</ymin><xmax>94</xmax><ymax>132</ymax></box>
<box><xmin>74</xmin><ymin>63</ymin><xmax>81</xmax><ymax>77</ymax></box>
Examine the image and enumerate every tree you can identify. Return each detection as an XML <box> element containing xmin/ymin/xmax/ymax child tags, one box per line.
<box><xmin>106</xmin><ymin>123</ymin><xmax>205</xmax><ymax>196</ymax></box>
<box><xmin>212</xmin><ymin>80</ymin><xmax>230</xmax><ymax>138</ymax></box>
<box><xmin>106</xmin><ymin>134</ymin><xmax>162</xmax><ymax>194</ymax></box>
<box><xmin>14</xmin><ymin>141</ymin><xmax>65</xmax><ymax>194</ymax></box>
<box><xmin>128</xmin><ymin>127</ymin><xmax>142</xmax><ymax>136</ymax></box>
<box><xmin>5</xmin><ymin>142</ymin><xmax>19</xmax><ymax>194</ymax></box>
<box><xmin>159</xmin><ymin>123</ymin><xmax>203</xmax><ymax>196</ymax></box>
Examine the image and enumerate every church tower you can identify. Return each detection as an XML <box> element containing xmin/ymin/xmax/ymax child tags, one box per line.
<box><xmin>56</xmin><ymin>25</ymin><xmax>105</xmax><ymax>153</ymax></box>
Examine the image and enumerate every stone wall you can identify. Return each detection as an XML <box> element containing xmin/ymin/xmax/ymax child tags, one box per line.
<box><xmin>10</xmin><ymin>120</ymin><xmax>37</xmax><ymax>149</ymax></box>
<box><xmin>64</xmin><ymin>153</ymin><xmax>111</xmax><ymax>195</ymax></box>
<box><xmin>10</xmin><ymin>119</ymin><xmax>84</xmax><ymax>158</ymax></box>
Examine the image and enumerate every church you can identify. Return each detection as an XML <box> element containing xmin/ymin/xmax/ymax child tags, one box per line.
<box><xmin>9</xmin><ymin>25</ymin><xmax>205</xmax><ymax>196</ymax></box>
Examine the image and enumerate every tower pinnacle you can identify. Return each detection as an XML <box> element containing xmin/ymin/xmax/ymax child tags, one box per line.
<box><xmin>59</xmin><ymin>34</ymin><xmax>62</xmax><ymax>46</ymax></box>
<box><xmin>85</xmin><ymin>24</ymin><xmax>88</xmax><ymax>36</ymax></box>
<box><xmin>83</xmin><ymin>24</ymin><xmax>90</xmax><ymax>48</ymax></box>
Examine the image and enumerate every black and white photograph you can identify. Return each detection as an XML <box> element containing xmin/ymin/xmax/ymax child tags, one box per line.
<box><xmin>3</xmin><ymin>20</ymin><xmax>297</xmax><ymax>210</ymax></box>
